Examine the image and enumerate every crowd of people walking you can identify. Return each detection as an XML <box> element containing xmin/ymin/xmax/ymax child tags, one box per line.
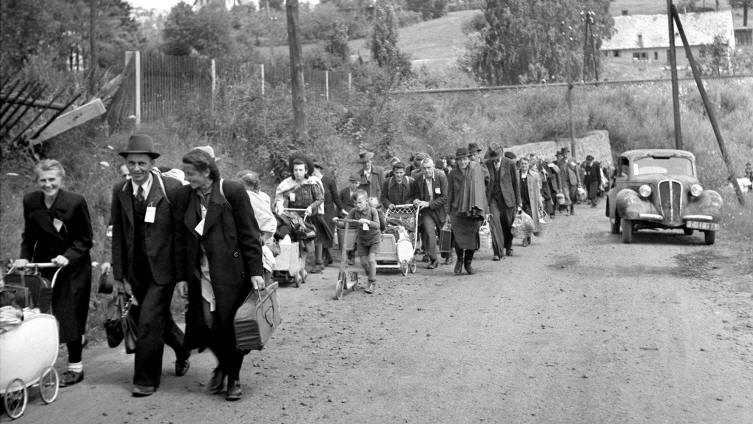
<box><xmin>4</xmin><ymin>133</ymin><xmax>607</xmax><ymax>403</ymax></box>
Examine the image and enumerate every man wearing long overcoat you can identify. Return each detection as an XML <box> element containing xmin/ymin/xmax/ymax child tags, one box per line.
<box><xmin>486</xmin><ymin>146</ymin><xmax>521</xmax><ymax>257</ymax></box>
<box><xmin>111</xmin><ymin>134</ymin><xmax>190</xmax><ymax>397</ymax></box>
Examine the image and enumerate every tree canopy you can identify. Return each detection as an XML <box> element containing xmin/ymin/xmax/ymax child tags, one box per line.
<box><xmin>462</xmin><ymin>0</ymin><xmax>613</xmax><ymax>85</ymax></box>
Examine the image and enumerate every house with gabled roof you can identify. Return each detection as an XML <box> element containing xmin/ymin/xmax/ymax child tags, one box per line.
<box><xmin>601</xmin><ymin>10</ymin><xmax>735</xmax><ymax>65</ymax></box>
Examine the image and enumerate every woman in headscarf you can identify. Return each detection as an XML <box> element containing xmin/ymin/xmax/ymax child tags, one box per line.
<box><xmin>446</xmin><ymin>147</ymin><xmax>489</xmax><ymax>275</ymax></box>
<box><xmin>175</xmin><ymin>148</ymin><xmax>265</xmax><ymax>401</ymax></box>
<box><xmin>518</xmin><ymin>156</ymin><xmax>542</xmax><ymax>247</ymax></box>
<box><xmin>274</xmin><ymin>158</ymin><xmax>331</xmax><ymax>273</ymax></box>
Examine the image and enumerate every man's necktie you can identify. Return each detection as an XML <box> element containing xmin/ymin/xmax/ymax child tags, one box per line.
<box><xmin>136</xmin><ymin>185</ymin><xmax>145</xmax><ymax>205</ymax></box>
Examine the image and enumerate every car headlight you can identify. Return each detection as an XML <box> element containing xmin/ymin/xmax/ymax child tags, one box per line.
<box><xmin>690</xmin><ymin>183</ymin><xmax>703</xmax><ymax>197</ymax></box>
<box><xmin>638</xmin><ymin>184</ymin><xmax>652</xmax><ymax>198</ymax></box>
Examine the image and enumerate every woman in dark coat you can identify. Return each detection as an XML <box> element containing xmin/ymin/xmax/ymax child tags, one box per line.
<box><xmin>175</xmin><ymin>148</ymin><xmax>265</xmax><ymax>401</ymax></box>
<box><xmin>14</xmin><ymin>159</ymin><xmax>93</xmax><ymax>387</ymax></box>
<box><xmin>446</xmin><ymin>147</ymin><xmax>488</xmax><ymax>275</ymax></box>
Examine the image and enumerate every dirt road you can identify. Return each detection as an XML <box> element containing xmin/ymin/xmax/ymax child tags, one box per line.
<box><xmin>13</xmin><ymin>204</ymin><xmax>753</xmax><ymax>423</ymax></box>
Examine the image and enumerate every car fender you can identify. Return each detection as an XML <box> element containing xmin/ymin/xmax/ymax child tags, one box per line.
<box><xmin>684</xmin><ymin>189</ymin><xmax>723</xmax><ymax>221</ymax></box>
<box><xmin>615</xmin><ymin>188</ymin><xmax>657</xmax><ymax>220</ymax></box>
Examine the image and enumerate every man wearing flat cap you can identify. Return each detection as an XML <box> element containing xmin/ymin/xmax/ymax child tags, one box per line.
<box><xmin>485</xmin><ymin>144</ymin><xmax>521</xmax><ymax>257</ymax></box>
<box><xmin>583</xmin><ymin>154</ymin><xmax>602</xmax><ymax>208</ymax></box>
<box><xmin>411</xmin><ymin>156</ymin><xmax>448</xmax><ymax>269</ymax></box>
<box><xmin>111</xmin><ymin>134</ymin><xmax>191</xmax><ymax>397</ymax></box>
<box><xmin>357</xmin><ymin>151</ymin><xmax>384</xmax><ymax>201</ymax></box>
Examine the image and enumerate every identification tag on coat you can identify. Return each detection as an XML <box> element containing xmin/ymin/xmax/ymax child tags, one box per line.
<box><xmin>362</xmin><ymin>223</ymin><xmax>369</xmax><ymax>231</ymax></box>
<box><xmin>144</xmin><ymin>206</ymin><xmax>156</xmax><ymax>223</ymax></box>
<box><xmin>289</xmin><ymin>192</ymin><xmax>295</xmax><ymax>202</ymax></box>
<box><xmin>195</xmin><ymin>218</ymin><xmax>205</xmax><ymax>236</ymax></box>
<box><xmin>53</xmin><ymin>218</ymin><xmax>64</xmax><ymax>232</ymax></box>
<box><xmin>434</xmin><ymin>187</ymin><xmax>441</xmax><ymax>194</ymax></box>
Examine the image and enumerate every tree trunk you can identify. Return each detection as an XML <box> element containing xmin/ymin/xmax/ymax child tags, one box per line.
<box><xmin>286</xmin><ymin>0</ymin><xmax>307</xmax><ymax>143</ymax></box>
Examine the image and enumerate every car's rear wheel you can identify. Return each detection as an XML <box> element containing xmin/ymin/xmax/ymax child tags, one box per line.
<box><xmin>704</xmin><ymin>230</ymin><xmax>716</xmax><ymax>245</ymax></box>
<box><xmin>683</xmin><ymin>228</ymin><xmax>693</xmax><ymax>236</ymax></box>
<box><xmin>621</xmin><ymin>219</ymin><xmax>633</xmax><ymax>244</ymax></box>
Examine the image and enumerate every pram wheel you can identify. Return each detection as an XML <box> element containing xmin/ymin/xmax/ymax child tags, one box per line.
<box><xmin>3</xmin><ymin>378</ymin><xmax>27</xmax><ymax>420</ymax></box>
<box><xmin>39</xmin><ymin>366</ymin><xmax>59</xmax><ymax>404</ymax></box>
<box><xmin>334</xmin><ymin>272</ymin><xmax>345</xmax><ymax>300</ymax></box>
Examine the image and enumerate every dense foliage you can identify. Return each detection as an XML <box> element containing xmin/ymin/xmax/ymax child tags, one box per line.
<box><xmin>461</xmin><ymin>0</ymin><xmax>613</xmax><ymax>85</ymax></box>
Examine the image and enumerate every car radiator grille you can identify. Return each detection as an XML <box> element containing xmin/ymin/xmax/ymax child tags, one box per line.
<box><xmin>658</xmin><ymin>180</ymin><xmax>682</xmax><ymax>222</ymax></box>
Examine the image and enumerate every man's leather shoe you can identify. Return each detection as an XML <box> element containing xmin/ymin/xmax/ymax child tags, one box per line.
<box><xmin>505</xmin><ymin>248</ymin><xmax>513</xmax><ymax>257</ymax></box>
<box><xmin>208</xmin><ymin>367</ymin><xmax>226</xmax><ymax>394</ymax></box>
<box><xmin>427</xmin><ymin>259</ymin><xmax>439</xmax><ymax>269</ymax></box>
<box><xmin>225</xmin><ymin>379</ymin><xmax>242</xmax><ymax>401</ymax></box>
<box><xmin>132</xmin><ymin>385</ymin><xmax>156</xmax><ymax>397</ymax></box>
<box><xmin>59</xmin><ymin>370</ymin><xmax>84</xmax><ymax>387</ymax></box>
<box><xmin>492</xmin><ymin>255</ymin><xmax>500</xmax><ymax>261</ymax></box>
<box><xmin>175</xmin><ymin>357</ymin><xmax>190</xmax><ymax>377</ymax></box>
<box><xmin>464</xmin><ymin>262</ymin><xmax>474</xmax><ymax>275</ymax></box>
<box><xmin>453</xmin><ymin>260</ymin><xmax>463</xmax><ymax>274</ymax></box>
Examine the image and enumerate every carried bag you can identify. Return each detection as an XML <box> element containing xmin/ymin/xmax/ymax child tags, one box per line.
<box><xmin>288</xmin><ymin>213</ymin><xmax>316</xmax><ymax>241</ymax></box>
<box><xmin>234</xmin><ymin>281</ymin><xmax>281</xmax><ymax>351</ymax></box>
<box><xmin>555</xmin><ymin>192</ymin><xmax>566</xmax><ymax>206</ymax></box>
<box><xmin>103</xmin><ymin>294</ymin><xmax>124</xmax><ymax>348</ymax></box>
<box><xmin>121</xmin><ymin>296</ymin><xmax>138</xmax><ymax>354</ymax></box>
<box><xmin>534</xmin><ymin>208</ymin><xmax>551</xmax><ymax>237</ymax></box>
<box><xmin>439</xmin><ymin>222</ymin><xmax>452</xmax><ymax>253</ymax></box>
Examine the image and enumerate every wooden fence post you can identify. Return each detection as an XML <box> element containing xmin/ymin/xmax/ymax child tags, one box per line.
<box><xmin>325</xmin><ymin>70</ymin><xmax>329</xmax><ymax>101</ymax></box>
<box><xmin>211</xmin><ymin>59</ymin><xmax>216</xmax><ymax>112</ymax></box>
<box><xmin>260</xmin><ymin>64</ymin><xmax>265</xmax><ymax>97</ymax></box>
<box><xmin>134</xmin><ymin>51</ymin><xmax>141</xmax><ymax>128</ymax></box>
<box><xmin>348</xmin><ymin>72</ymin><xmax>352</xmax><ymax>97</ymax></box>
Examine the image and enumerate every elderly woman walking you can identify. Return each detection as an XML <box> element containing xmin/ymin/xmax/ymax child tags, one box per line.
<box><xmin>446</xmin><ymin>147</ymin><xmax>489</xmax><ymax>275</ymax></box>
<box><xmin>175</xmin><ymin>148</ymin><xmax>265</xmax><ymax>401</ymax></box>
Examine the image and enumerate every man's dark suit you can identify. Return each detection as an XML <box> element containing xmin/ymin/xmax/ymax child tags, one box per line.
<box><xmin>411</xmin><ymin>170</ymin><xmax>448</xmax><ymax>261</ymax></box>
<box><xmin>486</xmin><ymin>157</ymin><xmax>521</xmax><ymax>253</ymax></box>
<box><xmin>381</xmin><ymin>176</ymin><xmax>414</xmax><ymax>209</ymax></box>
<box><xmin>358</xmin><ymin>166</ymin><xmax>384</xmax><ymax>200</ymax></box>
<box><xmin>111</xmin><ymin>171</ymin><xmax>188</xmax><ymax>388</ymax></box>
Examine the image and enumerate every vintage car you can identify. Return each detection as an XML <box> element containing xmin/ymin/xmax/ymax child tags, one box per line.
<box><xmin>605</xmin><ymin>149</ymin><xmax>723</xmax><ymax>244</ymax></box>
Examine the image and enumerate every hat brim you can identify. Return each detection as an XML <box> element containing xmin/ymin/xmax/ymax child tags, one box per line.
<box><xmin>119</xmin><ymin>151</ymin><xmax>160</xmax><ymax>159</ymax></box>
<box><xmin>488</xmin><ymin>151</ymin><xmax>500</xmax><ymax>158</ymax></box>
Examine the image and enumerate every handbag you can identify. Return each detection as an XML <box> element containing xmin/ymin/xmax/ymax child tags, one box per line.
<box><xmin>103</xmin><ymin>294</ymin><xmax>124</xmax><ymax>348</ymax></box>
<box><xmin>234</xmin><ymin>282</ymin><xmax>281</xmax><ymax>351</ymax></box>
<box><xmin>439</xmin><ymin>222</ymin><xmax>452</xmax><ymax>253</ymax></box>
<box><xmin>121</xmin><ymin>295</ymin><xmax>138</xmax><ymax>354</ymax></box>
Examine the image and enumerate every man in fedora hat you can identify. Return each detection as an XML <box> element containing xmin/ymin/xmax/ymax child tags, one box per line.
<box><xmin>556</xmin><ymin>147</ymin><xmax>579</xmax><ymax>215</ymax></box>
<box><xmin>583</xmin><ymin>154</ymin><xmax>602</xmax><ymax>208</ymax></box>
<box><xmin>485</xmin><ymin>144</ymin><xmax>521</xmax><ymax>258</ymax></box>
<box><xmin>110</xmin><ymin>134</ymin><xmax>191</xmax><ymax>397</ymax></box>
<box><xmin>357</xmin><ymin>151</ymin><xmax>384</xmax><ymax>201</ymax></box>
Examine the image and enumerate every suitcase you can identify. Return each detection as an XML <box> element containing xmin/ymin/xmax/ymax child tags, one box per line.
<box><xmin>439</xmin><ymin>224</ymin><xmax>452</xmax><ymax>253</ymax></box>
<box><xmin>234</xmin><ymin>281</ymin><xmax>281</xmax><ymax>351</ymax></box>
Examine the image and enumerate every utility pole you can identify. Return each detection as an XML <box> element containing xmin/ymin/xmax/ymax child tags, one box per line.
<box><xmin>89</xmin><ymin>0</ymin><xmax>97</xmax><ymax>97</ymax></box>
<box><xmin>667</xmin><ymin>0</ymin><xmax>683</xmax><ymax>150</ymax></box>
<box><xmin>286</xmin><ymin>0</ymin><xmax>307</xmax><ymax>143</ymax></box>
<box><xmin>672</xmin><ymin>5</ymin><xmax>746</xmax><ymax>206</ymax></box>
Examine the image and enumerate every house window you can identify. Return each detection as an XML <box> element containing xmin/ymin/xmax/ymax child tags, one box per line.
<box><xmin>613</xmin><ymin>51</ymin><xmax>620</xmax><ymax>57</ymax></box>
<box><xmin>632</xmin><ymin>52</ymin><xmax>648</xmax><ymax>60</ymax></box>
<box><xmin>654</xmin><ymin>51</ymin><xmax>659</xmax><ymax>60</ymax></box>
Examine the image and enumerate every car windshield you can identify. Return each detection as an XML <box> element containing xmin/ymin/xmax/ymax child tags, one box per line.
<box><xmin>633</xmin><ymin>156</ymin><xmax>693</xmax><ymax>176</ymax></box>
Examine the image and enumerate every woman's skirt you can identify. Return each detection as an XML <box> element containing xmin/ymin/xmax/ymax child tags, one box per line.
<box><xmin>451</xmin><ymin>214</ymin><xmax>483</xmax><ymax>250</ymax></box>
<box><xmin>310</xmin><ymin>214</ymin><xmax>333</xmax><ymax>244</ymax></box>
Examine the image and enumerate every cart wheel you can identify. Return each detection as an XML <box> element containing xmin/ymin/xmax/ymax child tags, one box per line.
<box><xmin>409</xmin><ymin>259</ymin><xmax>417</xmax><ymax>274</ymax></box>
<box><xmin>3</xmin><ymin>379</ymin><xmax>27</xmax><ymax>420</ymax></box>
<box><xmin>335</xmin><ymin>278</ymin><xmax>345</xmax><ymax>300</ymax></box>
<box><xmin>293</xmin><ymin>272</ymin><xmax>301</xmax><ymax>288</ymax></box>
<box><xmin>39</xmin><ymin>366</ymin><xmax>59</xmax><ymax>404</ymax></box>
<box><xmin>400</xmin><ymin>262</ymin><xmax>409</xmax><ymax>276</ymax></box>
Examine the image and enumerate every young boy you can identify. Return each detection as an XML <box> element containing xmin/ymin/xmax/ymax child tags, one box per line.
<box><xmin>337</xmin><ymin>190</ymin><xmax>381</xmax><ymax>294</ymax></box>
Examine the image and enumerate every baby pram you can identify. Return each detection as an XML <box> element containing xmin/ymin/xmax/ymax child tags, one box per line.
<box><xmin>376</xmin><ymin>204</ymin><xmax>421</xmax><ymax>276</ymax></box>
<box><xmin>271</xmin><ymin>208</ymin><xmax>311</xmax><ymax>287</ymax></box>
<box><xmin>0</xmin><ymin>263</ymin><xmax>61</xmax><ymax>420</ymax></box>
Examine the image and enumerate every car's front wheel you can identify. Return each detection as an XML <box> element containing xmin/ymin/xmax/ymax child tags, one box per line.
<box><xmin>683</xmin><ymin>228</ymin><xmax>693</xmax><ymax>236</ymax></box>
<box><xmin>704</xmin><ymin>230</ymin><xmax>716</xmax><ymax>245</ymax></box>
<box><xmin>621</xmin><ymin>219</ymin><xmax>633</xmax><ymax>244</ymax></box>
